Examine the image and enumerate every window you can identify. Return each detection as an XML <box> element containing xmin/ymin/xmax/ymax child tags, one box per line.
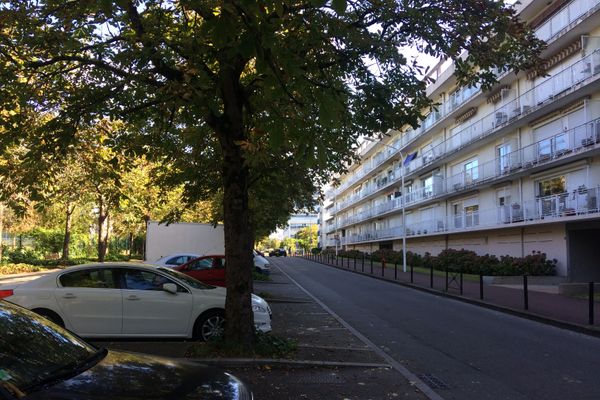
<box><xmin>453</xmin><ymin>203</ymin><xmax>462</xmax><ymax>228</ymax></box>
<box><xmin>60</xmin><ymin>269</ymin><xmax>117</xmax><ymax>288</ymax></box>
<box><xmin>188</xmin><ymin>257</ymin><xmax>224</xmax><ymax>271</ymax></box>
<box><xmin>465</xmin><ymin>205</ymin><xmax>479</xmax><ymax>227</ymax></box>
<box><xmin>124</xmin><ymin>269</ymin><xmax>174</xmax><ymax>291</ymax></box>
<box><xmin>537</xmin><ymin>176</ymin><xmax>566</xmax><ymax>197</ymax></box>
<box><xmin>166</xmin><ymin>255</ymin><xmax>191</xmax><ymax>265</ymax></box>
<box><xmin>464</xmin><ymin>159</ymin><xmax>479</xmax><ymax>183</ymax></box>
<box><xmin>422</xmin><ymin>176</ymin><xmax>433</xmax><ymax>197</ymax></box>
<box><xmin>498</xmin><ymin>144</ymin><xmax>511</xmax><ymax>172</ymax></box>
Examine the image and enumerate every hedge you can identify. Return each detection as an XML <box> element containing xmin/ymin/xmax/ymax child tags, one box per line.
<box><xmin>321</xmin><ymin>248</ymin><xmax>556</xmax><ymax>276</ymax></box>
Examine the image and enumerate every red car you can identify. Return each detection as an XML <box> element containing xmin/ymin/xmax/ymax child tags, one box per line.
<box><xmin>175</xmin><ymin>255</ymin><xmax>226</xmax><ymax>287</ymax></box>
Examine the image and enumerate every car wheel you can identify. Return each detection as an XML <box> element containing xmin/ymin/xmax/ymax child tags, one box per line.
<box><xmin>194</xmin><ymin>310</ymin><xmax>225</xmax><ymax>341</ymax></box>
<box><xmin>32</xmin><ymin>308</ymin><xmax>64</xmax><ymax>327</ymax></box>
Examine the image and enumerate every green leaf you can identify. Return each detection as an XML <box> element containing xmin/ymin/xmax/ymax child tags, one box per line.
<box><xmin>331</xmin><ymin>0</ymin><xmax>346</xmax><ymax>14</ymax></box>
<box><xmin>268</xmin><ymin>124</ymin><xmax>283</xmax><ymax>149</ymax></box>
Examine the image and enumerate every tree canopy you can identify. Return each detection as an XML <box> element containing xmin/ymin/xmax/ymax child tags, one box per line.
<box><xmin>0</xmin><ymin>0</ymin><xmax>545</xmax><ymax>350</ymax></box>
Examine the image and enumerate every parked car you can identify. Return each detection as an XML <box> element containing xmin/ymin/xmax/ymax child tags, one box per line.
<box><xmin>0</xmin><ymin>300</ymin><xmax>253</xmax><ymax>399</ymax></box>
<box><xmin>253</xmin><ymin>250</ymin><xmax>271</xmax><ymax>275</ymax></box>
<box><xmin>155</xmin><ymin>252</ymin><xmax>270</xmax><ymax>275</ymax></box>
<box><xmin>175</xmin><ymin>255</ymin><xmax>227</xmax><ymax>287</ymax></box>
<box><xmin>0</xmin><ymin>262</ymin><xmax>271</xmax><ymax>341</ymax></box>
<box><xmin>154</xmin><ymin>253</ymin><xmax>201</xmax><ymax>267</ymax></box>
<box><xmin>176</xmin><ymin>254</ymin><xmax>270</xmax><ymax>287</ymax></box>
<box><xmin>269</xmin><ymin>248</ymin><xmax>287</xmax><ymax>257</ymax></box>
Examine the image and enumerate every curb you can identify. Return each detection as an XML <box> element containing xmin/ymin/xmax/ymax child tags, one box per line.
<box><xmin>189</xmin><ymin>358</ymin><xmax>391</xmax><ymax>368</ymax></box>
<box><xmin>0</xmin><ymin>269</ymin><xmax>61</xmax><ymax>281</ymax></box>
<box><xmin>306</xmin><ymin>258</ymin><xmax>600</xmax><ymax>339</ymax></box>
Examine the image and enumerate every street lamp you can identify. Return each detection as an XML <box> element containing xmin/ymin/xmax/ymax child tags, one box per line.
<box><xmin>363</xmin><ymin>135</ymin><xmax>407</xmax><ymax>273</ymax></box>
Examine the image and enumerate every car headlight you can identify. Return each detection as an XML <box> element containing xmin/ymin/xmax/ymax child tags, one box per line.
<box><xmin>252</xmin><ymin>305</ymin><xmax>267</xmax><ymax>313</ymax></box>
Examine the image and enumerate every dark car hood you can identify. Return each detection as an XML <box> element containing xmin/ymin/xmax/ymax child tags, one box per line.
<box><xmin>25</xmin><ymin>350</ymin><xmax>251</xmax><ymax>400</ymax></box>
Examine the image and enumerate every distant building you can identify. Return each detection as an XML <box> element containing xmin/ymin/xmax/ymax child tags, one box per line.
<box><xmin>321</xmin><ymin>0</ymin><xmax>600</xmax><ymax>281</ymax></box>
<box><xmin>270</xmin><ymin>213</ymin><xmax>319</xmax><ymax>242</ymax></box>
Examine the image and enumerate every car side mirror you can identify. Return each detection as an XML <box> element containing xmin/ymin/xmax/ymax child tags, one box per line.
<box><xmin>162</xmin><ymin>283</ymin><xmax>178</xmax><ymax>294</ymax></box>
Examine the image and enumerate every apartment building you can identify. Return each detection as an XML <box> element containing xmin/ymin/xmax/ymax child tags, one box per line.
<box><xmin>323</xmin><ymin>0</ymin><xmax>600</xmax><ymax>281</ymax></box>
<box><xmin>270</xmin><ymin>213</ymin><xmax>319</xmax><ymax>242</ymax></box>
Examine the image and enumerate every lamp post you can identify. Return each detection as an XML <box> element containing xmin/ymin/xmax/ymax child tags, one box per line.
<box><xmin>364</xmin><ymin>136</ymin><xmax>407</xmax><ymax>273</ymax></box>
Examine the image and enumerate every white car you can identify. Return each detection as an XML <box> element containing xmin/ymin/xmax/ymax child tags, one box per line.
<box><xmin>154</xmin><ymin>253</ymin><xmax>201</xmax><ymax>267</ymax></box>
<box><xmin>253</xmin><ymin>250</ymin><xmax>271</xmax><ymax>275</ymax></box>
<box><xmin>0</xmin><ymin>262</ymin><xmax>271</xmax><ymax>341</ymax></box>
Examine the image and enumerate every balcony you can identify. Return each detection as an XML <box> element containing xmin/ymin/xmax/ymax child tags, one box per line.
<box><xmin>405</xmin><ymin>49</ymin><xmax>600</xmax><ymax>179</ymax></box>
<box><xmin>341</xmin><ymin>186</ymin><xmax>600</xmax><ymax>245</ymax></box>
<box><xmin>535</xmin><ymin>0</ymin><xmax>600</xmax><ymax>43</ymax></box>
<box><xmin>449</xmin><ymin>117</ymin><xmax>600</xmax><ymax>193</ymax></box>
<box><xmin>336</xmin><ymin>117</ymin><xmax>600</xmax><ymax>230</ymax></box>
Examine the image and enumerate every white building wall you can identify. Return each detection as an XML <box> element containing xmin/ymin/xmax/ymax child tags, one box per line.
<box><xmin>324</xmin><ymin>0</ymin><xmax>600</xmax><ymax>279</ymax></box>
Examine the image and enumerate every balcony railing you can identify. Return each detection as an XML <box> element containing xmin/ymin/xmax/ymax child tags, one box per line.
<box><xmin>334</xmin><ymin>0</ymin><xmax>600</xmax><ymax>201</ymax></box>
<box><xmin>448</xmin><ymin>118</ymin><xmax>600</xmax><ymax>192</ymax></box>
<box><xmin>340</xmin><ymin>187</ymin><xmax>600</xmax><ymax>245</ymax></box>
<box><xmin>336</xmin><ymin>117</ymin><xmax>600</xmax><ymax>230</ymax></box>
<box><xmin>536</xmin><ymin>0</ymin><xmax>600</xmax><ymax>43</ymax></box>
<box><xmin>334</xmin><ymin>48</ymin><xmax>600</xmax><ymax>215</ymax></box>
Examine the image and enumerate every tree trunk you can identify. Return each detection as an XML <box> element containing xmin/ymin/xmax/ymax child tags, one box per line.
<box><xmin>216</xmin><ymin>63</ymin><xmax>255</xmax><ymax>352</ymax></box>
<box><xmin>128</xmin><ymin>232</ymin><xmax>133</xmax><ymax>259</ymax></box>
<box><xmin>103</xmin><ymin>215</ymin><xmax>110</xmax><ymax>258</ymax></box>
<box><xmin>97</xmin><ymin>199</ymin><xmax>107</xmax><ymax>262</ymax></box>
<box><xmin>0</xmin><ymin>203</ymin><xmax>4</xmax><ymax>262</ymax></box>
<box><xmin>61</xmin><ymin>203</ymin><xmax>74</xmax><ymax>261</ymax></box>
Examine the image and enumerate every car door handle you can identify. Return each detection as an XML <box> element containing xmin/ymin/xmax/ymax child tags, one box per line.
<box><xmin>127</xmin><ymin>295</ymin><xmax>140</xmax><ymax>301</ymax></box>
<box><xmin>62</xmin><ymin>293</ymin><xmax>76</xmax><ymax>299</ymax></box>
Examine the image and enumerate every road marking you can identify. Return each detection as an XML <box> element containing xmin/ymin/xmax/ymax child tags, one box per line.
<box><xmin>275</xmin><ymin>261</ymin><xmax>445</xmax><ymax>400</ymax></box>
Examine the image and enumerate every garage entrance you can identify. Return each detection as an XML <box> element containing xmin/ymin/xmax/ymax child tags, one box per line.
<box><xmin>567</xmin><ymin>221</ymin><xmax>600</xmax><ymax>281</ymax></box>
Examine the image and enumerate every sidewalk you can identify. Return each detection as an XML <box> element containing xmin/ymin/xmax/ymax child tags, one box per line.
<box><xmin>84</xmin><ymin>266</ymin><xmax>432</xmax><ymax>400</ymax></box>
<box><xmin>305</xmin><ymin>255</ymin><xmax>600</xmax><ymax>337</ymax></box>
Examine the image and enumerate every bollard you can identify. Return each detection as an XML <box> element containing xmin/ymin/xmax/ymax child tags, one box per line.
<box><xmin>410</xmin><ymin>264</ymin><xmax>414</xmax><ymax>283</ymax></box>
<box><xmin>382</xmin><ymin>258</ymin><xmax>385</xmax><ymax>277</ymax></box>
<box><xmin>523</xmin><ymin>275</ymin><xmax>529</xmax><ymax>310</ymax></box>
<box><xmin>460</xmin><ymin>270</ymin><xmax>463</xmax><ymax>295</ymax></box>
<box><xmin>445</xmin><ymin>268</ymin><xmax>448</xmax><ymax>292</ymax></box>
<box><xmin>430</xmin><ymin>263</ymin><xmax>433</xmax><ymax>288</ymax></box>
<box><xmin>362</xmin><ymin>254</ymin><xmax>365</xmax><ymax>272</ymax></box>
<box><xmin>370</xmin><ymin>256</ymin><xmax>373</xmax><ymax>274</ymax></box>
<box><xmin>479</xmin><ymin>274</ymin><xmax>484</xmax><ymax>300</ymax></box>
<box><xmin>354</xmin><ymin>256</ymin><xmax>357</xmax><ymax>271</ymax></box>
<box><xmin>590</xmin><ymin>282</ymin><xmax>595</xmax><ymax>326</ymax></box>
<box><xmin>394</xmin><ymin>261</ymin><xmax>398</xmax><ymax>280</ymax></box>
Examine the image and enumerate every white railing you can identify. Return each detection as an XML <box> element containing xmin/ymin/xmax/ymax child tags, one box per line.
<box><xmin>341</xmin><ymin>187</ymin><xmax>600</xmax><ymax>244</ymax></box>
<box><xmin>448</xmin><ymin>118</ymin><xmax>600</xmax><ymax>192</ymax></box>
<box><xmin>334</xmin><ymin>0</ymin><xmax>600</xmax><ymax>201</ymax></box>
<box><xmin>335</xmin><ymin>48</ymin><xmax>600</xmax><ymax>210</ymax></box>
<box><xmin>336</xmin><ymin>118</ymin><xmax>600</xmax><ymax>229</ymax></box>
<box><xmin>536</xmin><ymin>0</ymin><xmax>600</xmax><ymax>42</ymax></box>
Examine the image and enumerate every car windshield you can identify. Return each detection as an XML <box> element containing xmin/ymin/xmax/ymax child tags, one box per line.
<box><xmin>0</xmin><ymin>301</ymin><xmax>102</xmax><ymax>396</ymax></box>
<box><xmin>157</xmin><ymin>267</ymin><xmax>216</xmax><ymax>289</ymax></box>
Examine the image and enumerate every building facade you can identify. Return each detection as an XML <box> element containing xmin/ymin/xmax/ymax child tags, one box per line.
<box><xmin>270</xmin><ymin>213</ymin><xmax>319</xmax><ymax>242</ymax></box>
<box><xmin>323</xmin><ymin>0</ymin><xmax>600</xmax><ymax>280</ymax></box>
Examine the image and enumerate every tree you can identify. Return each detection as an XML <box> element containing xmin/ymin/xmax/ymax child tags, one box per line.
<box><xmin>295</xmin><ymin>225</ymin><xmax>318</xmax><ymax>253</ymax></box>
<box><xmin>0</xmin><ymin>0</ymin><xmax>544</xmax><ymax>350</ymax></box>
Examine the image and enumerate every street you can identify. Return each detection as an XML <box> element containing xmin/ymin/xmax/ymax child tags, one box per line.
<box><xmin>272</xmin><ymin>257</ymin><xmax>600</xmax><ymax>400</ymax></box>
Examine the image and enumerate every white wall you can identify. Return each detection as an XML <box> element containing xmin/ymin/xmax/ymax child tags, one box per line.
<box><xmin>145</xmin><ymin>222</ymin><xmax>225</xmax><ymax>262</ymax></box>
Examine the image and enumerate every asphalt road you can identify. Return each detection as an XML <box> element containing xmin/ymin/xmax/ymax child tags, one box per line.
<box><xmin>272</xmin><ymin>257</ymin><xmax>600</xmax><ymax>400</ymax></box>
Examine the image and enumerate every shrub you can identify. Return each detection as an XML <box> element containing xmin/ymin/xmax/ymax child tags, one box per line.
<box><xmin>0</xmin><ymin>263</ymin><xmax>41</xmax><ymax>275</ymax></box>
<box><xmin>338</xmin><ymin>249</ymin><xmax>364</xmax><ymax>259</ymax></box>
<box><xmin>421</xmin><ymin>248</ymin><xmax>556</xmax><ymax>276</ymax></box>
<box><xmin>371</xmin><ymin>249</ymin><xmax>401</xmax><ymax>263</ymax></box>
